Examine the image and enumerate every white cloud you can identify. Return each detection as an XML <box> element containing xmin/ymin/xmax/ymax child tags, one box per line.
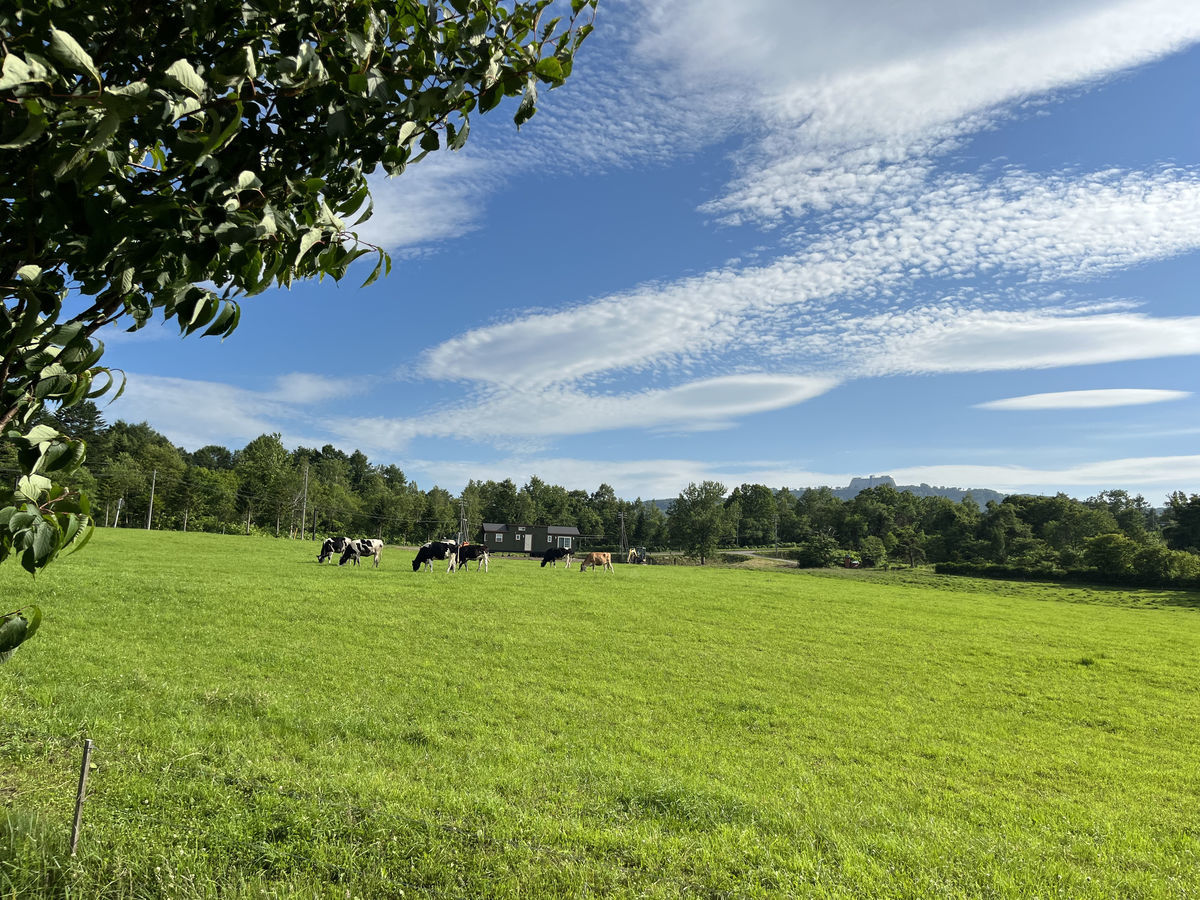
<box><xmin>357</xmin><ymin>152</ymin><xmax>495</xmax><ymax>252</ymax></box>
<box><xmin>405</xmin><ymin>455</ymin><xmax>856</xmax><ymax>499</ymax></box>
<box><xmin>421</xmin><ymin>164</ymin><xmax>1200</xmax><ymax>394</ymax></box>
<box><xmin>114</xmin><ymin>373</ymin><xmax>342</xmax><ymax>451</ymax></box>
<box><xmin>637</xmin><ymin>0</ymin><xmax>1115</xmax><ymax>90</ymax></box>
<box><xmin>891</xmin><ymin>455</ymin><xmax>1200</xmax><ymax>495</ymax></box>
<box><xmin>976</xmin><ymin>389</ymin><xmax>1191</xmax><ymax>410</ymax></box>
<box><xmin>852</xmin><ymin>310</ymin><xmax>1200</xmax><ymax>377</ymax></box>
<box><xmin>266</xmin><ymin>373</ymin><xmax>368</xmax><ymax>405</ymax></box>
<box><xmin>686</xmin><ymin>0</ymin><xmax>1200</xmax><ymax>223</ymax></box>
<box><xmin>323</xmin><ymin>374</ymin><xmax>840</xmax><ymax>452</ymax></box>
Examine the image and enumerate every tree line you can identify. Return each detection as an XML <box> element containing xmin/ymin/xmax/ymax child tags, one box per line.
<box><xmin>9</xmin><ymin>402</ymin><xmax>1200</xmax><ymax>587</ymax></box>
<box><xmin>669</xmin><ymin>479</ymin><xmax>1200</xmax><ymax>588</ymax></box>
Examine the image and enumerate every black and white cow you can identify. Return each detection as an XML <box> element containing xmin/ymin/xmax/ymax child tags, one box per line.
<box><xmin>339</xmin><ymin>538</ymin><xmax>384</xmax><ymax>568</ymax></box>
<box><xmin>318</xmin><ymin>536</ymin><xmax>351</xmax><ymax>563</ymax></box>
<box><xmin>540</xmin><ymin>546</ymin><xmax>572</xmax><ymax>568</ymax></box>
<box><xmin>412</xmin><ymin>540</ymin><xmax>458</xmax><ymax>572</ymax></box>
<box><xmin>455</xmin><ymin>544</ymin><xmax>490</xmax><ymax>572</ymax></box>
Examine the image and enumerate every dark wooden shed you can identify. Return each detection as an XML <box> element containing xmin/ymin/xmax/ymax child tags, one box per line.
<box><xmin>482</xmin><ymin>523</ymin><xmax>580</xmax><ymax>556</ymax></box>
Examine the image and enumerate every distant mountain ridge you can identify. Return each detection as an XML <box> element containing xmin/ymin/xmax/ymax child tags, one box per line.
<box><xmin>652</xmin><ymin>476</ymin><xmax>1007</xmax><ymax>509</ymax></box>
<box><xmin>827</xmin><ymin>475</ymin><xmax>1007</xmax><ymax>505</ymax></box>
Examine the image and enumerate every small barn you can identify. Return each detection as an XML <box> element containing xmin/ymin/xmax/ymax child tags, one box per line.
<box><xmin>482</xmin><ymin>523</ymin><xmax>580</xmax><ymax>556</ymax></box>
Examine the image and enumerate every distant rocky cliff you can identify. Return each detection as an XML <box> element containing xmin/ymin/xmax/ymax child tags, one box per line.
<box><xmin>652</xmin><ymin>476</ymin><xmax>1008</xmax><ymax>510</ymax></box>
<box><xmin>829</xmin><ymin>476</ymin><xmax>1006</xmax><ymax>505</ymax></box>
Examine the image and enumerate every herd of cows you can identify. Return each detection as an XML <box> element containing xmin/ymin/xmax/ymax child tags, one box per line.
<box><xmin>316</xmin><ymin>537</ymin><xmax>616</xmax><ymax>573</ymax></box>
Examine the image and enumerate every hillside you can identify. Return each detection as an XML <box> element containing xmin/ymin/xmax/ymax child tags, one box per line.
<box><xmin>652</xmin><ymin>476</ymin><xmax>1008</xmax><ymax>510</ymax></box>
<box><xmin>829</xmin><ymin>475</ymin><xmax>1008</xmax><ymax>505</ymax></box>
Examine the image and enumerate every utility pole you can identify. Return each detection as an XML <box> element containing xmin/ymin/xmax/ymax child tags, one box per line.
<box><xmin>300</xmin><ymin>463</ymin><xmax>309</xmax><ymax>540</ymax></box>
<box><xmin>114</xmin><ymin>496</ymin><xmax>123</xmax><ymax>528</ymax></box>
<box><xmin>619</xmin><ymin>511</ymin><xmax>629</xmax><ymax>555</ymax></box>
<box><xmin>145</xmin><ymin>469</ymin><xmax>156</xmax><ymax>529</ymax></box>
<box><xmin>458</xmin><ymin>499</ymin><xmax>468</xmax><ymax>545</ymax></box>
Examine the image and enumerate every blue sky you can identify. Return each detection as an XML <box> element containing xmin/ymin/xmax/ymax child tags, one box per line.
<box><xmin>103</xmin><ymin>0</ymin><xmax>1200</xmax><ymax>502</ymax></box>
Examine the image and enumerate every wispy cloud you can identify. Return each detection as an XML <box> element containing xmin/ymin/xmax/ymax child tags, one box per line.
<box><xmin>266</xmin><ymin>373</ymin><xmax>369</xmax><ymax>405</ymax></box>
<box><xmin>405</xmin><ymin>455</ymin><xmax>856</xmax><ymax>499</ymax></box>
<box><xmin>685</xmin><ymin>0</ymin><xmax>1200</xmax><ymax>224</ymax></box>
<box><xmin>421</xmin><ymin>163</ymin><xmax>1200</xmax><ymax>400</ymax></box>
<box><xmin>891</xmin><ymin>455</ymin><xmax>1200</xmax><ymax>495</ymax></box>
<box><xmin>849</xmin><ymin>310</ymin><xmax>1200</xmax><ymax>377</ymax></box>
<box><xmin>321</xmin><ymin>374</ymin><xmax>840</xmax><ymax>453</ymax></box>
<box><xmin>976</xmin><ymin>389</ymin><xmax>1191</xmax><ymax>410</ymax></box>
<box><xmin>115</xmin><ymin>373</ymin><xmax>360</xmax><ymax>451</ymax></box>
<box><xmin>357</xmin><ymin>152</ymin><xmax>495</xmax><ymax>252</ymax></box>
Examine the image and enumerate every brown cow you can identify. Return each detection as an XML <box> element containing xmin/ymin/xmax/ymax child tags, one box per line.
<box><xmin>578</xmin><ymin>551</ymin><xmax>613</xmax><ymax>573</ymax></box>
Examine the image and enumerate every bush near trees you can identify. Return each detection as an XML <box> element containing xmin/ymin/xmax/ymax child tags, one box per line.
<box><xmin>0</xmin><ymin>0</ymin><xmax>597</xmax><ymax>655</ymax></box>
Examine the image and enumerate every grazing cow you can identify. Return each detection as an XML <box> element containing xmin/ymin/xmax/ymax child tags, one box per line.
<box><xmin>455</xmin><ymin>544</ymin><xmax>490</xmax><ymax>572</ymax></box>
<box><xmin>318</xmin><ymin>536</ymin><xmax>351</xmax><ymax>563</ymax></box>
<box><xmin>412</xmin><ymin>540</ymin><xmax>458</xmax><ymax>572</ymax></box>
<box><xmin>540</xmin><ymin>546</ymin><xmax>572</xmax><ymax>568</ymax></box>
<box><xmin>578</xmin><ymin>551</ymin><xmax>614</xmax><ymax>573</ymax></box>
<box><xmin>339</xmin><ymin>538</ymin><xmax>384</xmax><ymax>568</ymax></box>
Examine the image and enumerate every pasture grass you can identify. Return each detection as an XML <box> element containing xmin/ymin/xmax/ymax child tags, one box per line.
<box><xmin>1</xmin><ymin>530</ymin><xmax>1198</xmax><ymax>898</ymax></box>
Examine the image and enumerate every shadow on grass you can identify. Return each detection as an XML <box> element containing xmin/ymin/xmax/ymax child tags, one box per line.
<box><xmin>803</xmin><ymin>566</ymin><xmax>1200</xmax><ymax>611</ymax></box>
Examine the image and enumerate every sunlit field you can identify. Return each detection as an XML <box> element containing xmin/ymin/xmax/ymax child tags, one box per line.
<box><xmin>2</xmin><ymin>530</ymin><xmax>1198</xmax><ymax>898</ymax></box>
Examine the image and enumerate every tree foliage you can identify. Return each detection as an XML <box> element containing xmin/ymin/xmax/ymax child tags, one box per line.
<box><xmin>669</xmin><ymin>481</ymin><xmax>735</xmax><ymax>564</ymax></box>
<box><xmin>0</xmin><ymin>0</ymin><xmax>597</xmax><ymax>657</ymax></box>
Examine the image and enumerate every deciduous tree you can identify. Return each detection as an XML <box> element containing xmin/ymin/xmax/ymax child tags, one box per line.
<box><xmin>669</xmin><ymin>481</ymin><xmax>734</xmax><ymax>565</ymax></box>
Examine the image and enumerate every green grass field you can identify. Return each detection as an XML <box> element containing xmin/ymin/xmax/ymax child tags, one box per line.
<box><xmin>2</xmin><ymin>530</ymin><xmax>1198</xmax><ymax>898</ymax></box>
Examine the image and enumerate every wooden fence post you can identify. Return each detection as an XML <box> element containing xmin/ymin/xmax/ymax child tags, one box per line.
<box><xmin>70</xmin><ymin>739</ymin><xmax>94</xmax><ymax>856</ymax></box>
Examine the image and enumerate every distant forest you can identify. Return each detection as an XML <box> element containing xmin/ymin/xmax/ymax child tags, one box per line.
<box><xmin>7</xmin><ymin>402</ymin><xmax>1200</xmax><ymax>586</ymax></box>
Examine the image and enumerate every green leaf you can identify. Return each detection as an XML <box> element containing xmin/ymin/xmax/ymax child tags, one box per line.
<box><xmin>514</xmin><ymin>78</ymin><xmax>537</xmax><ymax>127</ymax></box>
<box><xmin>40</xmin><ymin>439</ymin><xmax>85</xmax><ymax>475</ymax></box>
<box><xmin>19</xmin><ymin>517</ymin><xmax>60</xmax><ymax>574</ymax></box>
<box><xmin>201</xmin><ymin>102</ymin><xmax>244</xmax><ymax>157</ymax></box>
<box><xmin>0</xmin><ymin>104</ymin><xmax>48</xmax><ymax>150</ymax></box>
<box><xmin>295</xmin><ymin>229</ymin><xmax>323</xmax><ymax>266</ymax></box>
<box><xmin>201</xmin><ymin>301</ymin><xmax>240</xmax><ymax>337</ymax></box>
<box><xmin>17</xmin><ymin>474</ymin><xmax>54</xmax><ymax>502</ymax></box>
<box><xmin>84</xmin><ymin>110</ymin><xmax>122</xmax><ymax>152</ymax></box>
<box><xmin>232</xmin><ymin>170</ymin><xmax>262</xmax><ymax>192</ymax></box>
<box><xmin>419</xmin><ymin>128</ymin><xmax>440</xmax><ymax>152</ymax></box>
<box><xmin>535</xmin><ymin>57</ymin><xmax>564</xmax><ymax>85</ymax></box>
<box><xmin>23</xmin><ymin>424</ymin><xmax>61</xmax><ymax>446</ymax></box>
<box><xmin>0</xmin><ymin>53</ymin><xmax>48</xmax><ymax>91</ymax></box>
<box><xmin>164</xmin><ymin>59</ymin><xmax>207</xmax><ymax>98</ymax></box>
<box><xmin>450</xmin><ymin>118</ymin><xmax>470</xmax><ymax>150</ymax></box>
<box><xmin>396</xmin><ymin>121</ymin><xmax>419</xmax><ymax>146</ymax></box>
<box><xmin>0</xmin><ymin>615</ymin><xmax>29</xmax><ymax>654</ymax></box>
<box><xmin>23</xmin><ymin>606</ymin><xmax>42</xmax><ymax>641</ymax></box>
<box><xmin>6</xmin><ymin>511</ymin><xmax>37</xmax><ymax>533</ymax></box>
<box><xmin>49</xmin><ymin>27</ymin><xmax>100</xmax><ymax>84</ymax></box>
<box><xmin>66</xmin><ymin>521</ymin><xmax>95</xmax><ymax>556</ymax></box>
<box><xmin>360</xmin><ymin>249</ymin><xmax>392</xmax><ymax>288</ymax></box>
